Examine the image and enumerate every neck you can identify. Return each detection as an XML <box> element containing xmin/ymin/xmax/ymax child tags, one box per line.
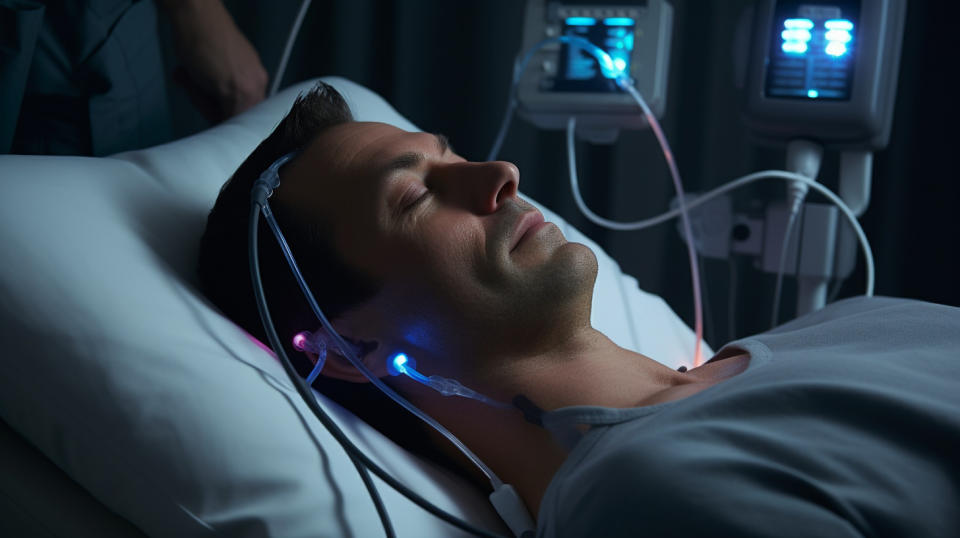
<box><xmin>486</xmin><ymin>326</ymin><xmax>691</xmax><ymax>410</ymax></box>
<box><xmin>402</xmin><ymin>324</ymin><xmax>695</xmax><ymax>518</ymax></box>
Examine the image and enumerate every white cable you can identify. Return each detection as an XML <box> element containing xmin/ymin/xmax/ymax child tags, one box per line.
<box><xmin>617</xmin><ymin>80</ymin><xmax>703</xmax><ymax>366</ymax></box>
<box><xmin>568</xmin><ymin>167</ymin><xmax>875</xmax><ymax>297</ymax></box>
<box><xmin>566</xmin><ymin>117</ymin><xmax>704</xmax><ymax>367</ymax></box>
<box><xmin>270</xmin><ymin>0</ymin><xmax>312</xmax><ymax>97</ymax></box>
<box><xmin>566</xmin><ymin>83</ymin><xmax>705</xmax><ymax>366</ymax></box>
<box><xmin>771</xmin><ymin>140</ymin><xmax>822</xmax><ymax>327</ymax></box>
<box><xmin>486</xmin><ymin>59</ymin><xmax>522</xmax><ymax>162</ymax></box>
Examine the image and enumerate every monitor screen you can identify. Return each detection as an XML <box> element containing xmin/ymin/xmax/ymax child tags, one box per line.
<box><xmin>553</xmin><ymin>16</ymin><xmax>635</xmax><ymax>93</ymax></box>
<box><xmin>764</xmin><ymin>1</ymin><xmax>860</xmax><ymax>100</ymax></box>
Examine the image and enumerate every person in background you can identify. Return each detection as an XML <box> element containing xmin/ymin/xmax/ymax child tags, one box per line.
<box><xmin>0</xmin><ymin>0</ymin><xmax>267</xmax><ymax>156</ymax></box>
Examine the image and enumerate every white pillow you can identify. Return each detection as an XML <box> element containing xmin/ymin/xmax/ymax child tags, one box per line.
<box><xmin>0</xmin><ymin>77</ymin><xmax>706</xmax><ymax>537</ymax></box>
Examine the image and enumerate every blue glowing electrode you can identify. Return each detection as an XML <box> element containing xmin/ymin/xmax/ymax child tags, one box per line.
<box><xmin>387</xmin><ymin>352</ymin><xmax>427</xmax><ymax>384</ymax></box>
<box><xmin>389</xmin><ymin>352</ymin><xmax>409</xmax><ymax>374</ymax></box>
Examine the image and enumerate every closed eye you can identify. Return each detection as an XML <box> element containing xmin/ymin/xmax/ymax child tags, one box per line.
<box><xmin>405</xmin><ymin>189</ymin><xmax>430</xmax><ymax>211</ymax></box>
<box><xmin>396</xmin><ymin>181</ymin><xmax>430</xmax><ymax>213</ymax></box>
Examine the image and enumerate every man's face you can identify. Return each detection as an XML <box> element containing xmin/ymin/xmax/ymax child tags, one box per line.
<box><xmin>280</xmin><ymin>122</ymin><xmax>597</xmax><ymax>376</ymax></box>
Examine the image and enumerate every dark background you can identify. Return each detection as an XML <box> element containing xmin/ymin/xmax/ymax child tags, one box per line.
<box><xmin>163</xmin><ymin>0</ymin><xmax>958</xmax><ymax>348</ymax></box>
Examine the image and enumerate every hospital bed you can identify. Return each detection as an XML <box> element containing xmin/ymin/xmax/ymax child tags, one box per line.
<box><xmin>0</xmin><ymin>77</ymin><xmax>704</xmax><ymax>537</ymax></box>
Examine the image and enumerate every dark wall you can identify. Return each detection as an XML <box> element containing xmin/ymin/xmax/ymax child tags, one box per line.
<box><xmin>166</xmin><ymin>0</ymin><xmax>959</xmax><ymax>347</ymax></box>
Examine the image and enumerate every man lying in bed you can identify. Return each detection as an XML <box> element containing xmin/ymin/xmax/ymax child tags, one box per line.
<box><xmin>198</xmin><ymin>82</ymin><xmax>959</xmax><ymax>537</ymax></box>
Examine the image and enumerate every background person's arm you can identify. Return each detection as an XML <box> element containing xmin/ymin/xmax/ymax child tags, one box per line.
<box><xmin>157</xmin><ymin>0</ymin><xmax>267</xmax><ymax>123</ymax></box>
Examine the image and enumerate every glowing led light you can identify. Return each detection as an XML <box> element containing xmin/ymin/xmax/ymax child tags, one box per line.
<box><xmin>391</xmin><ymin>353</ymin><xmax>409</xmax><ymax>374</ymax></box>
<box><xmin>784</xmin><ymin>18</ymin><xmax>814</xmax><ymax>30</ymax></box>
<box><xmin>782</xmin><ymin>41</ymin><xmax>808</xmax><ymax>54</ymax></box>
<box><xmin>825</xmin><ymin>19</ymin><xmax>854</xmax><ymax>31</ymax></box>
<box><xmin>566</xmin><ymin>17</ymin><xmax>596</xmax><ymax>26</ymax></box>
<box><xmin>825</xmin><ymin>42</ymin><xmax>848</xmax><ymax>56</ymax></box>
<box><xmin>604</xmin><ymin>17</ymin><xmax>634</xmax><ymax>26</ymax></box>
<box><xmin>825</xmin><ymin>29</ymin><xmax>852</xmax><ymax>43</ymax></box>
<box><xmin>781</xmin><ymin>29</ymin><xmax>812</xmax><ymax>42</ymax></box>
<box><xmin>613</xmin><ymin>57</ymin><xmax>627</xmax><ymax>71</ymax></box>
<box><xmin>781</xmin><ymin>18</ymin><xmax>812</xmax><ymax>55</ymax></box>
<box><xmin>593</xmin><ymin>49</ymin><xmax>624</xmax><ymax>79</ymax></box>
<box><xmin>808</xmin><ymin>89</ymin><xmax>819</xmax><ymax>98</ymax></box>
<box><xmin>292</xmin><ymin>331</ymin><xmax>309</xmax><ymax>351</ymax></box>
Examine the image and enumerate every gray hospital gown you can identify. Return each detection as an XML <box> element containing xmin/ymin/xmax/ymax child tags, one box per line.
<box><xmin>537</xmin><ymin>296</ymin><xmax>960</xmax><ymax>537</ymax></box>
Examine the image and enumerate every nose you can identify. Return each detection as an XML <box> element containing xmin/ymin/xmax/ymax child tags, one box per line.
<box><xmin>431</xmin><ymin>160</ymin><xmax>520</xmax><ymax>214</ymax></box>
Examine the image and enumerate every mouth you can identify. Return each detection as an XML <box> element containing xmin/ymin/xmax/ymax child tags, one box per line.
<box><xmin>510</xmin><ymin>210</ymin><xmax>547</xmax><ymax>253</ymax></box>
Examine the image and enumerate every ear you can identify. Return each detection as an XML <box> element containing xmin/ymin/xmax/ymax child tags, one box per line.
<box><xmin>313</xmin><ymin>301</ymin><xmax>395</xmax><ymax>383</ymax></box>
<box><xmin>319</xmin><ymin>337</ymin><xmax>387</xmax><ymax>383</ymax></box>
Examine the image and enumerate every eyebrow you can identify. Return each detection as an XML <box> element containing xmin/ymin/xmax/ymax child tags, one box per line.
<box><xmin>383</xmin><ymin>133</ymin><xmax>451</xmax><ymax>174</ymax></box>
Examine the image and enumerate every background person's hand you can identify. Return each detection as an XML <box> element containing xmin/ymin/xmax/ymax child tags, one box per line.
<box><xmin>161</xmin><ymin>0</ymin><xmax>268</xmax><ymax>123</ymax></box>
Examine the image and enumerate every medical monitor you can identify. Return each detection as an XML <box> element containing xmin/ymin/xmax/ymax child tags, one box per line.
<box><xmin>552</xmin><ymin>15</ymin><xmax>636</xmax><ymax>93</ymax></box>
<box><xmin>741</xmin><ymin>0</ymin><xmax>907</xmax><ymax>149</ymax></box>
<box><xmin>765</xmin><ymin>2</ymin><xmax>859</xmax><ymax>100</ymax></box>
<box><xmin>516</xmin><ymin>0</ymin><xmax>673</xmax><ymax>144</ymax></box>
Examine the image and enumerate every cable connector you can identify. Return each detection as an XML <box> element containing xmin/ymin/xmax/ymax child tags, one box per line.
<box><xmin>785</xmin><ymin>139</ymin><xmax>823</xmax><ymax>213</ymax></box>
<box><xmin>771</xmin><ymin>140</ymin><xmax>824</xmax><ymax>327</ymax></box>
<box><xmin>388</xmin><ymin>353</ymin><xmax>511</xmax><ymax>409</ymax></box>
<box><xmin>252</xmin><ymin>152</ymin><xmax>299</xmax><ymax>205</ymax></box>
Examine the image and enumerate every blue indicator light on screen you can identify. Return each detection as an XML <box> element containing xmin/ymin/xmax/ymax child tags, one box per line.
<box><xmin>784</xmin><ymin>18</ymin><xmax>814</xmax><ymax>30</ymax></box>
<box><xmin>782</xmin><ymin>29</ymin><xmax>812</xmax><ymax>42</ymax></box>
<box><xmin>825</xmin><ymin>29</ymin><xmax>852</xmax><ymax>43</ymax></box>
<box><xmin>782</xmin><ymin>41</ymin><xmax>809</xmax><ymax>54</ymax></box>
<box><xmin>604</xmin><ymin>17</ymin><xmax>635</xmax><ymax>26</ymax></box>
<box><xmin>566</xmin><ymin>17</ymin><xmax>597</xmax><ymax>26</ymax></box>
<box><xmin>825</xmin><ymin>19</ymin><xmax>854</xmax><ymax>31</ymax></box>
<box><xmin>825</xmin><ymin>42</ymin><xmax>848</xmax><ymax>56</ymax></box>
<box><xmin>824</xmin><ymin>20</ymin><xmax>853</xmax><ymax>57</ymax></box>
<box><xmin>781</xmin><ymin>18</ymin><xmax>813</xmax><ymax>55</ymax></box>
<box><xmin>808</xmin><ymin>89</ymin><xmax>819</xmax><ymax>98</ymax></box>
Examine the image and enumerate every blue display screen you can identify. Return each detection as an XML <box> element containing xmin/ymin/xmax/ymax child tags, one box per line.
<box><xmin>765</xmin><ymin>1</ymin><xmax>860</xmax><ymax>100</ymax></box>
<box><xmin>553</xmin><ymin>16</ymin><xmax>635</xmax><ymax>93</ymax></box>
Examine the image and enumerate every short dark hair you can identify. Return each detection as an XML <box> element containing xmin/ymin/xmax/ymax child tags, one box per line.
<box><xmin>199</xmin><ymin>81</ymin><xmax>377</xmax><ymax>349</ymax></box>
<box><xmin>197</xmin><ymin>82</ymin><xmax>469</xmax><ymax>478</ymax></box>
